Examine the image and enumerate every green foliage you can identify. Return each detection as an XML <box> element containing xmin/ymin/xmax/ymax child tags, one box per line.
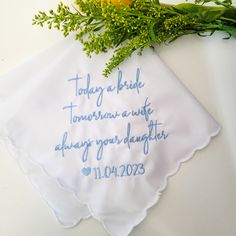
<box><xmin>32</xmin><ymin>0</ymin><xmax>236</xmax><ymax>77</ymax></box>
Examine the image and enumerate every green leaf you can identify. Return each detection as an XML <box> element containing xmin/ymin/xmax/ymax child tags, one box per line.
<box><xmin>175</xmin><ymin>3</ymin><xmax>225</xmax><ymax>22</ymax></box>
<box><xmin>87</xmin><ymin>17</ymin><xmax>93</xmax><ymax>25</ymax></box>
<box><xmin>93</xmin><ymin>25</ymin><xmax>104</xmax><ymax>32</ymax></box>
<box><xmin>200</xmin><ymin>9</ymin><xmax>225</xmax><ymax>22</ymax></box>
<box><xmin>148</xmin><ymin>21</ymin><xmax>159</xmax><ymax>42</ymax></box>
<box><xmin>153</xmin><ymin>0</ymin><xmax>160</xmax><ymax>5</ymax></box>
<box><xmin>222</xmin><ymin>25</ymin><xmax>236</xmax><ymax>37</ymax></box>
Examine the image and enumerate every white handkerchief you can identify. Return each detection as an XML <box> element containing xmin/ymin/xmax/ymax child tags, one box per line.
<box><xmin>0</xmin><ymin>36</ymin><xmax>220</xmax><ymax>236</ymax></box>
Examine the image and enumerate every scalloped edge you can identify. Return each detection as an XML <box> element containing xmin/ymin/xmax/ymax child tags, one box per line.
<box><xmin>0</xmin><ymin>124</ymin><xmax>220</xmax><ymax>236</ymax></box>
<box><xmin>121</xmin><ymin>125</ymin><xmax>221</xmax><ymax>236</ymax></box>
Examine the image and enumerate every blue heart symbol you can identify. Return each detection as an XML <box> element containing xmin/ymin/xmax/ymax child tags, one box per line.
<box><xmin>82</xmin><ymin>167</ymin><xmax>91</xmax><ymax>176</ymax></box>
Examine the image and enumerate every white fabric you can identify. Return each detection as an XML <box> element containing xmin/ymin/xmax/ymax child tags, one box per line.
<box><xmin>0</xmin><ymin>36</ymin><xmax>220</xmax><ymax>236</ymax></box>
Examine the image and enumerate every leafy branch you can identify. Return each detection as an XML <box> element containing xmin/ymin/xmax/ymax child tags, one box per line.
<box><xmin>32</xmin><ymin>0</ymin><xmax>236</xmax><ymax>77</ymax></box>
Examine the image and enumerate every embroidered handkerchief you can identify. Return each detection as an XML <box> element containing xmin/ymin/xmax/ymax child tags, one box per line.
<box><xmin>0</xmin><ymin>36</ymin><xmax>220</xmax><ymax>236</ymax></box>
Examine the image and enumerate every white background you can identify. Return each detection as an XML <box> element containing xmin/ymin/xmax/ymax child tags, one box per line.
<box><xmin>0</xmin><ymin>0</ymin><xmax>236</xmax><ymax>236</ymax></box>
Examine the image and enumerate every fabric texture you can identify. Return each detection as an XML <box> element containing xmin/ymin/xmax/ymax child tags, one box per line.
<box><xmin>0</xmin><ymin>36</ymin><xmax>220</xmax><ymax>236</ymax></box>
